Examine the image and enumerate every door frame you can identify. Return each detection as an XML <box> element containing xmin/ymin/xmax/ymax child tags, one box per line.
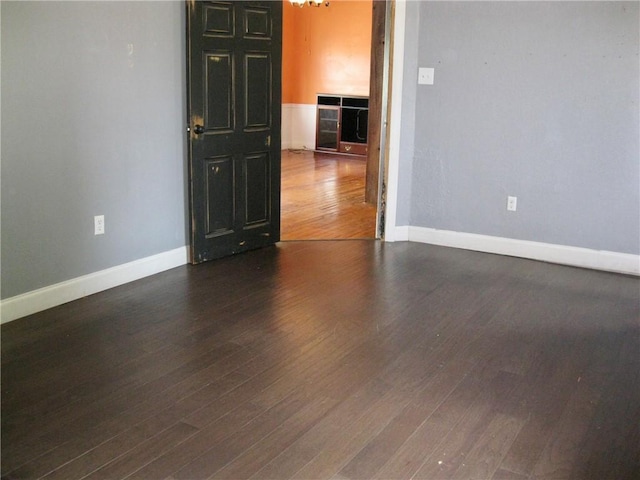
<box><xmin>365</xmin><ymin>0</ymin><xmax>387</xmax><ymax>216</ymax></box>
<box><xmin>368</xmin><ymin>0</ymin><xmax>404</xmax><ymax>241</ymax></box>
<box><xmin>381</xmin><ymin>0</ymin><xmax>405</xmax><ymax>242</ymax></box>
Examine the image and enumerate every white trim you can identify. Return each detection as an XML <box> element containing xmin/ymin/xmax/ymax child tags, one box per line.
<box><xmin>394</xmin><ymin>225</ymin><xmax>410</xmax><ymax>241</ymax></box>
<box><xmin>383</xmin><ymin>0</ymin><xmax>406</xmax><ymax>242</ymax></box>
<box><xmin>0</xmin><ymin>246</ymin><xmax>189</xmax><ymax>324</ymax></box>
<box><xmin>402</xmin><ymin>226</ymin><xmax>639</xmax><ymax>276</ymax></box>
<box><xmin>281</xmin><ymin>103</ymin><xmax>316</xmax><ymax>150</ymax></box>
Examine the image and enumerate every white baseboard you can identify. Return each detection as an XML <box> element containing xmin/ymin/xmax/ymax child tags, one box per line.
<box><xmin>393</xmin><ymin>226</ymin><xmax>639</xmax><ymax>276</ymax></box>
<box><xmin>387</xmin><ymin>225</ymin><xmax>409</xmax><ymax>242</ymax></box>
<box><xmin>282</xmin><ymin>103</ymin><xmax>316</xmax><ymax>150</ymax></box>
<box><xmin>4</xmin><ymin>229</ymin><xmax>635</xmax><ymax>324</ymax></box>
<box><xmin>0</xmin><ymin>246</ymin><xmax>189</xmax><ymax>324</ymax></box>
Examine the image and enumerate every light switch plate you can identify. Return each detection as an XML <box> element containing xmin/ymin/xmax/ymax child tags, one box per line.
<box><xmin>418</xmin><ymin>67</ymin><xmax>435</xmax><ymax>85</ymax></box>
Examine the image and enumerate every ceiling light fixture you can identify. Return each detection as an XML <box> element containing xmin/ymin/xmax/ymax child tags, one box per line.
<box><xmin>290</xmin><ymin>0</ymin><xmax>329</xmax><ymax>7</ymax></box>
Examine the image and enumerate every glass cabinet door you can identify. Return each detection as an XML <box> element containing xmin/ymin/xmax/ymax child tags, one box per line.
<box><xmin>316</xmin><ymin>106</ymin><xmax>339</xmax><ymax>150</ymax></box>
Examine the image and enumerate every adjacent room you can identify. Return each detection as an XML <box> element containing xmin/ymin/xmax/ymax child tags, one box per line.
<box><xmin>2</xmin><ymin>1</ymin><xmax>639</xmax><ymax>478</ymax></box>
<box><xmin>281</xmin><ymin>0</ymin><xmax>378</xmax><ymax>240</ymax></box>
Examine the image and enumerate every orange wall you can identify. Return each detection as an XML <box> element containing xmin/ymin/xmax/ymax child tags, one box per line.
<box><xmin>282</xmin><ymin>0</ymin><xmax>373</xmax><ymax>105</ymax></box>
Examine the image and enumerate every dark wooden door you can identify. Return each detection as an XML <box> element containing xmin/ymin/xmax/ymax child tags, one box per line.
<box><xmin>187</xmin><ymin>1</ymin><xmax>282</xmax><ymax>263</ymax></box>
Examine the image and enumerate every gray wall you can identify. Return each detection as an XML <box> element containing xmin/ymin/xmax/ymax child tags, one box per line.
<box><xmin>1</xmin><ymin>1</ymin><xmax>188</xmax><ymax>299</ymax></box>
<box><xmin>406</xmin><ymin>1</ymin><xmax>639</xmax><ymax>254</ymax></box>
<box><xmin>394</xmin><ymin>0</ymin><xmax>420</xmax><ymax>226</ymax></box>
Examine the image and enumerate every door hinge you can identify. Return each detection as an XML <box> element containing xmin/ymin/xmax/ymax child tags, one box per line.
<box><xmin>265</xmin><ymin>135</ymin><xmax>271</xmax><ymax>147</ymax></box>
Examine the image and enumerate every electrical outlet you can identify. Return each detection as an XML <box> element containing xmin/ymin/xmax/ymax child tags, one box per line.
<box><xmin>418</xmin><ymin>67</ymin><xmax>435</xmax><ymax>85</ymax></box>
<box><xmin>94</xmin><ymin>215</ymin><xmax>105</xmax><ymax>235</ymax></box>
<box><xmin>507</xmin><ymin>196</ymin><xmax>517</xmax><ymax>212</ymax></box>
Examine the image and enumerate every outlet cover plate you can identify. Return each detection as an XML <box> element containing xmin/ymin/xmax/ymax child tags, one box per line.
<box><xmin>418</xmin><ymin>67</ymin><xmax>435</xmax><ymax>85</ymax></box>
<box><xmin>94</xmin><ymin>215</ymin><xmax>105</xmax><ymax>235</ymax></box>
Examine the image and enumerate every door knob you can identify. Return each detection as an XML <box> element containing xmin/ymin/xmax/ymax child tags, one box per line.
<box><xmin>193</xmin><ymin>124</ymin><xmax>205</xmax><ymax>134</ymax></box>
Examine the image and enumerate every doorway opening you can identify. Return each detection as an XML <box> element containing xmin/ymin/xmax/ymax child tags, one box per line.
<box><xmin>280</xmin><ymin>0</ymin><xmax>384</xmax><ymax>241</ymax></box>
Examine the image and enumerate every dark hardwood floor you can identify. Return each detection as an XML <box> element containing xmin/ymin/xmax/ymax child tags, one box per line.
<box><xmin>280</xmin><ymin>150</ymin><xmax>377</xmax><ymax>240</ymax></box>
<box><xmin>2</xmin><ymin>241</ymin><xmax>639</xmax><ymax>479</ymax></box>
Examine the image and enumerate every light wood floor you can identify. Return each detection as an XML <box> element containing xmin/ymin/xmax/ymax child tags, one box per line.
<box><xmin>280</xmin><ymin>150</ymin><xmax>377</xmax><ymax>240</ymax></box>
<box><xmin>2</xmin><ymin>241</ymin><xmax>639</xmax><ymax>479</ymax></box>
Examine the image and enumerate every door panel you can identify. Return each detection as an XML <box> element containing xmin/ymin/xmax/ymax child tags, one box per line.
<box><xmin>204</xmin><ymin>3</ymin><xmax>234</xmax><ymax>35</ymax></box>
<box><xmin>244</xmin><ymin>7</ymin><xmax>271</xmax><ymax>37</ymax></box>
<box><xmin>188</xmin><ymin>0</ymin><xmax>282</xmax><ymax>263</ymax></box>
<box><xmin>205</xmin><ymin>156</ymin><xmax>234</xmax><ymax>236</ymax></box>
<box><xmin>244</xmin><ymin>153</ymin><xmax>270</xmax><ymax>226</ymax></box>
<box><xmin>245</xmin><ymin>54</ymin><xmax>270</xmax><ymax>129</ymax></box>
<box><xmin>205</xmin><ymin>52</ymin><xmax>233</xmax><ymax>131</ymax></box>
